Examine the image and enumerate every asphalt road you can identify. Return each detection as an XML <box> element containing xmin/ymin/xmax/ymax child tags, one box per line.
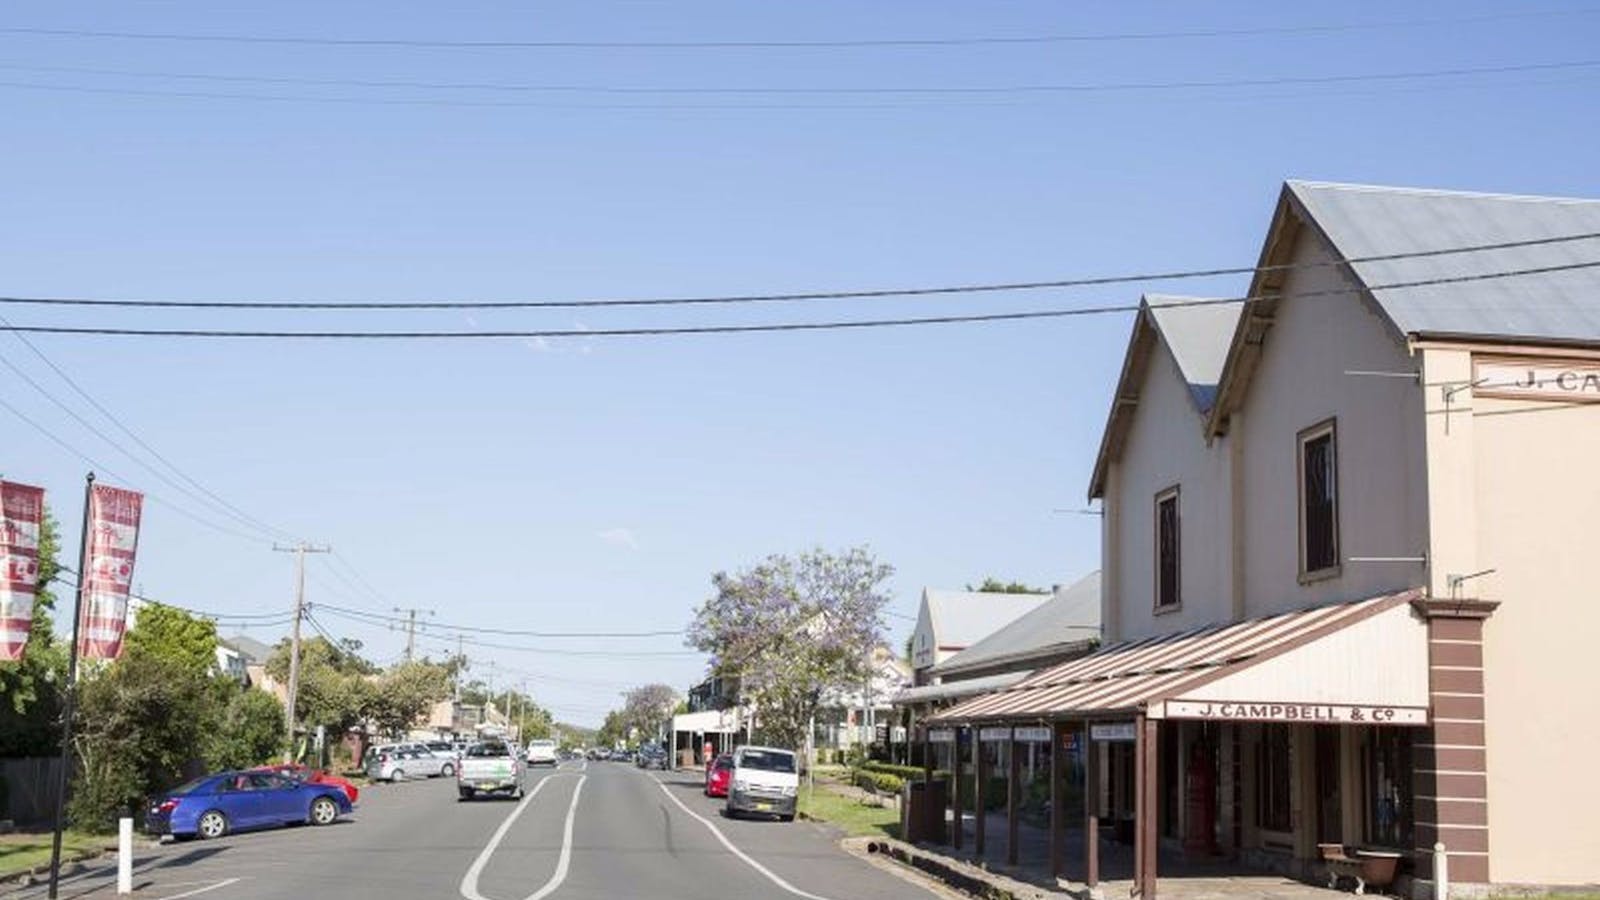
<box><xmin>10</xmin><ymin>760</ymin><xmax>939</xmax><ymax>900</ymax></box>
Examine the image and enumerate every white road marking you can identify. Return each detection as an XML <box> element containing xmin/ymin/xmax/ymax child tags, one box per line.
<box><xmin>156</xmin><ymin>877</ymin><xmax>241</xmax><ymax>899</ymax></box>
<box><xmin>459</xmin><ymin>771</ymin><xmax>586</xmax><ymax>900</ymax></box>
<box><xmin>651</xmin><ymin>775</ymin><xmax>838</xmax><ymax>900</ymax></box>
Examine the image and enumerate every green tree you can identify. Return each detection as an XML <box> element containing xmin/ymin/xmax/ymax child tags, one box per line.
<box><xmin>123</xmin><ymin>601</ymin><xmax>219</xmax><ymax>677</ymax></box>
<box><xmin>966</xmin><ymin>577</ymin><xmax>1047</xmax><ymax>594</ymax></box>
<box><xmin>204</xmin><ymin>683</ymin><xmax>286</xmax><ymax>770</ymax></box>
<box><xmin>620</xmin><ymin>683</ymin><xmax>679</xmax><ymax>743</ymax></box>
<box><xmin>595</xmin><ymin>709</ymin><xmax>627</xmax><ymax>749</ymax></box>
<box><xmin>0</xmin><ymin>509</ymin><xmax>67</xmax><ymax>757</ymax></box>
<box><xmin>365</xmin><ymin>660</ymin><xmax>452</xmax><ymax>737</ymax></box>
<box><xmin>265</xmin><ymin>636</ymin><xmax>375</xmax><ymax>740</ymax></box>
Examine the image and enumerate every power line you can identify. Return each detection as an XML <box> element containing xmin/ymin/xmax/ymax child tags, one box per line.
<box><xmin>0</xmin><ymin>312</ymin><xmax>298</xmax><ymax>543</ymax></box>
<box><xmin>3</xmin><ymin>57</ymin><xmax>1599</xmax><ymax>98</ymax></box>
<box><xmin>0</xmin><ymin>9</ymin><xmax>1590</xmax><ymax>49</ymax></box>
<box><xmin>314</xmin><ymin>607</ymin><xmax>698</xmax><ymax>657</ymax></box>
<box><xmin>3</xmin><ymin>258</ymin><xmax>1597</xmax><ymax>340</ymax></box>
<box><xmin>3</xmin><ymin>230</ymin><xmax>1595</xmax><ymax>312</ymax></box>
<box><xmin>315</xmin><ymin>601</ymin><xmax>687</xmax><ymax>639</ymax></box>
<box><xmin>1</xmin><ymin>58</ymin><xmax>1598</xmax><ymax>110</ymax></box>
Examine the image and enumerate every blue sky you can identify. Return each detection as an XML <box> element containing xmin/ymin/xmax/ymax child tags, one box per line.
<box><xmin>4</xmin><ymin>2</ymin><xmax>1597</xmax><ymax>726</ymax></box>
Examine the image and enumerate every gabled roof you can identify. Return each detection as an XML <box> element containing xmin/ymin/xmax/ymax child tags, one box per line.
<box><xmin>1206</xmin><ymin>180</ymin><xmax>1600</xmax><ymax>436</ymax></box>
<box><xmin>919</xmin><ymin>588</ymin><xmax>1052</xmax><ymax>654</ymax></box>
<box><xmin>931</xmin><ymin>571</ymin><xmax>1102</xmax><ymax>678</ymax></box>
<box><xmin>226</xmin><ymin>634</ymin><xmax>276</xmax><ymax>664</ymax></box>
<box><xmin>1087</xmin><ymin>296</ymin><xmax>1244</xmax><ymax>499</ymax></box>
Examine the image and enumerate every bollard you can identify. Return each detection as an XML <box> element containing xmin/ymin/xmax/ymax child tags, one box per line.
<box><xmin>117</xmin><ymin>817</ymin><xmax>132</xmax><ymax>895</ymax></box>
<box><xmin>1433</xmin><ymin>841</ymin><xmax>1449</xmax><ymax>900</ymax></box>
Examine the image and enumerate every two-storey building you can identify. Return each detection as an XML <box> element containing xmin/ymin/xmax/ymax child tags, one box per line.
<box><xmin>930</xmin><ymin>181</ymin><xmax>1600</xmax><ymax>897</ymax></box>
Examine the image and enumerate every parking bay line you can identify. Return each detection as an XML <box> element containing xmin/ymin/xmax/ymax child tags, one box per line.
<box><xmin>155</xmin><ymin>877</ymin><xmax>241</xmax><ymax>900</ymax></box>
<box><xmin>650</xmin><ymin>774</ymin><xmax>838</xmax><ymax>900</ymax></box>
<box><xmin>459</xmin><ymin>771</ymin><xmax>586</xmax><ymax>900</ymax></box>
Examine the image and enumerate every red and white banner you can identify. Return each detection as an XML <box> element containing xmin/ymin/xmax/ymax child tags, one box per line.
<box><xmin>78</xmin><ymin>484</ymin><xmax>144</xmax><ymax>660</ymax></box>
<box><xmin>0</xmin><ymin>480</ymin><xmax>46</xmax><ymax>661</ymax></box>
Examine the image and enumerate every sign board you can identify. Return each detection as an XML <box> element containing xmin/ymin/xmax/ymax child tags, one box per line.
<box><xmin>891</xmin><ymin>726</ymin><xmax>907</xmax><ymax>743</ymax></box>
<box><xmin>1163</xmin><ymin>700</ymin><xmax>1428</xmax><ymax>725</ymax></box>
<box><xmin>1090</xmin><ymin>722</ymin><xmax>1137</xmax><ymax>742</ymax></box>
<box><xmin>979</xmin><ymin>727</ymin><xmax>1011</xmax><ymax>742</ymax></box>
<box><xmin>1014</xmin><ymin>726</ymin><xmax>1052</xmax><ymax>743</ymax></box>
<box><xmin>928</xmin><ymin>728</ymin><xmax>955</xmax><ymax>743</ymax></box>
<box><xmin>1474</xmin><ymin>357</ymin><xmax>1600</xmax><ymax>403</ymax></box>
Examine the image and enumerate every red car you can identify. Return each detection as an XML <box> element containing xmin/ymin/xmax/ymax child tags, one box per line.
<box><xmin>253</xmin><ymin>764</ymin><xmax>360</xmax><ymax>805</ymax></box>
<box><xmin>704</xmin><ymin>753</ymin><xmax>734</xmax><ymax>798</ymax></box>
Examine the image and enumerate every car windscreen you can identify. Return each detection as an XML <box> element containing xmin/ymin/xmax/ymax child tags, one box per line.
<box><xmin>737</xmin><ymin>750</ymin><xmax>795</xmax><ymax>773</ymax></box>
<box><xmin>170</xmin><ymin>776</ymin><xmax>214</xmax><ymax>795</ymax></box>
<box><xmin>466</xmin><ymin>742</ymin><xmax>510</xmax><ymax>757</ymax></box>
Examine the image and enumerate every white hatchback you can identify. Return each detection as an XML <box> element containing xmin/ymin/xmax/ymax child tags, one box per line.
<box><xmin>525</xmin><ymin>739</ymin><xmax>559</xmax><ymax>766</ymax></box>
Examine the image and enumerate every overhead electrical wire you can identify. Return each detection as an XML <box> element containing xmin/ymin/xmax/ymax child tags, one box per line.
<box><xmin>52</xmin><ymin>566</ymin><xmax>295</xmax><ymax>625</ymax></box>
<box><xmin>1</xmin><ymin>59</ymin><xmax>1597</xmax><ymax>110</ymax></box>
<box><xmin>314</xmin><ymin>600</ymin><xmax>687</xmax><ymax>639</ymax></box>
<box><xmin>1</xmin><ymin>57</ymin><xmax>1598</xmax><ymax>98</ymax></box>
<box><xmin>3</xmin><ymin>230</ymin><xmax>1594</xmax><ymax>312</ymax></box>
<box><xmin>0</xmin><ymin>8</ymin><xmax>1591</xmax><ymax>49</ymax></box>
<box><xmin>313</xmin><ymin>606</ymin><xmax>697</xmax><ymax>657</ymax></box>
<box><xmin>3</xmin><ymin>258</ymin><xmax>1597</xmax><ymax>340</ymax></box>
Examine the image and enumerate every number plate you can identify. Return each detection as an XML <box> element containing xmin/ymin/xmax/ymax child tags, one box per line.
<box><xmin>755</xmin><ymin>802</ymin><xmax>772</xmax><ymax>811</ymax></box>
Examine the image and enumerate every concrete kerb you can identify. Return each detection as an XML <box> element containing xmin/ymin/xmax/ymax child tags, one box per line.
<box><xmin>844</xmin><ymin>835</ymin><xmax>1079</xmax><ymax>900</ymax></box>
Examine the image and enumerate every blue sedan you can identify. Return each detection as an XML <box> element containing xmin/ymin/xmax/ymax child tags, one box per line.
<box><xmin>146</xmin><ymin>770</ymin><xmax>354</xmax><ymax>839</ymax></box>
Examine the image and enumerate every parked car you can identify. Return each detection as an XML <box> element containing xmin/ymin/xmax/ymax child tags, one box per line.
<box><xmin>704</xmin><ymin>753</ymin><xmax>734</xmax><ymax>798</ymax></box>
<box><xmin>725</xmin><ymin>746</ymin><xmax>798</xmax><ymax>821</ymax></box>
<box><xmin>457</xmin><ymin>739</ymin><xmax>523</xmax><ymax>801</ymax></box>
<box><xmin>146</xmin><ymin>770</ymin><xmax>352</xmax><ymax>840</ymax></box>
<box><xmin>365</xmin><ymin>743</ymin><xmax>454</xmax><ymax>782</ymax></box>
<box><xmin>525</xmin><ymin>739</ymin><xmax>558</xmax><ymax>766</ymax></box>
<box><xmin>250</xmin><ymin>763</ymin><xmax>360</xmax><ymax>804</ymax></box>
<box><xmin>637</xmin><ymin>745</ymin><xmax>670</xmax><ymax>770</ymax></box>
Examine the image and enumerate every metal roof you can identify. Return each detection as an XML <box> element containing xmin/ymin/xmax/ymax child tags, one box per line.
<box><xmin>931</xmin><ymin>572</ymin><xmax>1101</xmax><ymax>678</ymax></box>
<box><xmin>927</xmin><ymin>590</ymin><xmax>1419</xmax><ymax>723</ymax></box>
<box><xmin>921</xmin><ymin>588</ymin><xmax>1052</xmax><ymax>652</ymax></box>
<box><xmin>1288</xmin><ymin>180</ymin><xmax>1600</xmax><ymax>344</ymax></box>
<box><xmin>891</xmin><ymin>671</ymin><xmax>1027</xmax><ymax>706</ymax></box>
<box><xmin>1144</xmin><ymin>297</ymin><xmax>1245</xmax><ymax>412</ymax></box>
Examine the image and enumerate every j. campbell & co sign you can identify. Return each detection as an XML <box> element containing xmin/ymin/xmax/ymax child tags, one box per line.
<box><xmin>1475</xmin><ymin>357</ymin><xmax>1600</xmax><ymax>403</ymax></box>
<box><xmin>1162</xmin><ymin>700</ymin><xmax>1428</xmax><ymax>725</ymax></box>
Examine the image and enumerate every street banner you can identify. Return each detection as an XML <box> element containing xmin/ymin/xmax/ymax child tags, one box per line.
<box><xmin>0</xmin><ymin>480</ymin><xmax>46</xmax><ymax>661</ymax></box>
<box><xmin>78</xmin><ymin>483</ymin><xmax>144</xmax><ymax>660</ymax></box>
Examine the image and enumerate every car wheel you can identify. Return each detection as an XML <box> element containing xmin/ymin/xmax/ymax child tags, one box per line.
<box><xmin>780</xmin><ymin>814</ymin><xmax>796</xmax><ymax>823</ymax></box>
<box><xmin>197</xmin><ymin>810</ymin><xmax>229</xmax><ymax>840</ymax></box>
<box><xmin>390</xmin><ymin>768</ymin><xmax>405</xmax><ymax>782</ymax></box>
<box><xmin>458</xmin><ymin>788</ymin><xmax>474</xmax><ymax>802</ymax></box>
<box><xmin>309</xmin><ymin>796</ymin><xmax>339</xmax><ymax>826</ymax></box>
<box><xmin>440</xmin><ymin>763</ymin><xmax>455</xmax><ymax>777</ymax></box>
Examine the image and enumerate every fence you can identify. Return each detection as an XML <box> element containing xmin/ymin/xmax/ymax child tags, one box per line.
<box><xmin>2</xmin><ymin>757</ymin><xmax>63</xmax><ymax>825</ymax></box>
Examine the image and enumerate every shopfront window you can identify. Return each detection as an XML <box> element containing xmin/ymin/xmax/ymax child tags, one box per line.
<box><xmin>1365</xmin><ymin>729</ymin><xmax>1413</xmax><ymax>847</ymax></box>
<box><xmin>1256</xmin><ymin>724</ymin><xmax>1293</xmax><ymax>833</ymax></box>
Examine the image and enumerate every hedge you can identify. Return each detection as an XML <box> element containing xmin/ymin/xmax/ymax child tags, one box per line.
<box><xmin>853</xmin><ymin>770</ymin><xmax>904</xmax><ymax>794</ymax></box>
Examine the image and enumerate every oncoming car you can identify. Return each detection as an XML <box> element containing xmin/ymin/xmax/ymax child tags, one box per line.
<box><xmin>146</xmin><ymin>770</ymin><xmax>353</xmax><ymax>840</ymax></box>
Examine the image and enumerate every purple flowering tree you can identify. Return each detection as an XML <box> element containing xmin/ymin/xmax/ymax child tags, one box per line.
<box><xmin>686</xmin><ymin>547</ymin><xmax>892</xmax><ymax>751</ymax></box>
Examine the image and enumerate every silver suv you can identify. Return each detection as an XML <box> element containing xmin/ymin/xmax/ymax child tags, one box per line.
<box><xmin>364</xmin><ymin>742</ymin><xmax>455</xmax><ymax>782</ymax></box>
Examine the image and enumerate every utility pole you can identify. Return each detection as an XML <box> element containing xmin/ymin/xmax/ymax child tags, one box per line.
<box><xmin>274</xmin><ymin>541</ymin><xmax>330</xmax><ymax>761</ymax></box>
<box><xmin>454</xmin><ymin>633</ymin><xmax>465</xmax><ymax>701</ymax></box>
<box><xmin>394</xmin><ymin>606</ymin><xmax>435</xmax><ymax>662</ymax></box>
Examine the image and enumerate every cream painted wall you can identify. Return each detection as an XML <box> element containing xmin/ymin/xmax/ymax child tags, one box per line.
<box><xmin>1455</xmin><ymin>347</ymin><xmax>1600</xmax><ymax>884</ymax></box>
<box><xmin>1235</xmin><ymin>234</ymin><xmax>1428</xmax><ymax>615</ymax></box>
<box><xmin>1108</xmin><ymin>339</ymin><xmax>1231</xmax><ymax>640</ymax></box>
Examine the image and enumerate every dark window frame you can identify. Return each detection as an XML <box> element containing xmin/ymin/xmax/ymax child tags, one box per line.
<box><xmin>1297</xmin><ymin>419</ymin><xmax>1341</xmax><ymax>582</ymax></box>
<box><xmin>1256</xmin><ymin>724</ymin><xmax>1294</xmax><ymax>834</ymax></box>
<box><xmin>1154</xmin><ymin>485</ymin><xmax>1181</xmax><ymax>612</ymax></box>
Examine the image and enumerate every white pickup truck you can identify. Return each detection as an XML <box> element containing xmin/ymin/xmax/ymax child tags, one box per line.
<box><xmin>456</xmin><ymin>739</ymin><xmax>524</xmax><ymax>801</ymax></box>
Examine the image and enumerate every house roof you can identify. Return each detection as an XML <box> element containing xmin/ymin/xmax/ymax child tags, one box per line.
<box><xmin>1087</xmin><ymin>296</ymin><xmax>1244</xmax><ymax>499</ymax></box>
<box><xmin>1207</xmin><ymin>180</ymin><xmax>1600</xmax><ymax>436</ymax></box>
<box><xmin>225</xmin><ymin>634</ymin><xmax>276</xmax><ymax>664</ymax></box>
<box><xmin>931</xmin><ymin>571</ymin><xmax>1102</xmax><ymax>678</ymax></box>
<box><xmin>1289</xmin><ymin>180</ymin><xmax>1600</xmax><ymax>345</ymax></box>
<box><xmin>920</xmin><ymin>588</ymin><xmax>1052</xmax><ymax>657</ymax></box>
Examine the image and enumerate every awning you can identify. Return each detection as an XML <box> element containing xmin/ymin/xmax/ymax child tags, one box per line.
<box><xmin>671</xmin><ymin>708</ymin><xmax>741</xmax><ymax>734</ymax></box>
<box><xmin>928</xmin><ymin>590</ymin><xmax>1429</xmax><ymax>725</ymax></box>
<box><xmin>891</xmin><ymin>671</ymin><xmax>1027</xmax><ymax>707</ymax></box>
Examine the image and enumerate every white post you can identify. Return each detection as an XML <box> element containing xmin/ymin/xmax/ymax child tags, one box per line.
<box><xmin>1434</xmin><ymin>841</ymin><xmax>1450</xmax><ymax>900</ymax></box>
<box><xmin>117</xmin><ymin>817</ymin><xmax>132</xmax><ymax>894</ymax></box>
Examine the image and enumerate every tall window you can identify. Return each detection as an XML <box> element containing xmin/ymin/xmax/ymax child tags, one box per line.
<box><xmin>1299</xmin><ymin>420</ymin><xmax>1340</xmax><ymax>577</ymax></box>
<box><xmin>1365</xmin><ymin>729</ymin><xmax>1413</xmax><ymax>847</ymax></box>
<box><xmin>1155</xmin><ymin>487</ymin><xmax>1180</xmax><ymax>610</ymax></box>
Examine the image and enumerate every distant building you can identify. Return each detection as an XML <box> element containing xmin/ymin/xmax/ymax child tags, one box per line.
<box><xmin>907</xmin><ymin>587</ymin><xmax>1052</xmax><ymax>685</ymax></box>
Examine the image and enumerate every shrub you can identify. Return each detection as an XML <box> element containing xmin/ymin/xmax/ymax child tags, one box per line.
<box><xmin>853</xmin><ymin>770</ymin><xmax>904</xmax><ymax>795</ymax></box>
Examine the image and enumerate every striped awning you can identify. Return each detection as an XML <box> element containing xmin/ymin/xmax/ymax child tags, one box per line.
<box><xmin>927</xmin><ymin>590</ymin><xmax>1427</xmax><ymax>724</ymax></box>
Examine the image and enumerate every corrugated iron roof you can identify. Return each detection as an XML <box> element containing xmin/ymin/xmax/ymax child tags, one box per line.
<box><xmin>922</xmin><ymin>588</ymin><xmax>1052</xmax><ymax>651</ymax></box>
<box><xmin>931</xmin><ymin>572</ymin><xmax>1101</xmax><ymax>678</ymax></box>
<box><xmin>1289</xmin><ymin>180</ymin><xmax>1600</xmax><ymax>344</ymax></box>
<box><xmin>927</xmin><ymin>590</ymin><xmax>1419</xmax><ymax>723</ymax></box>
<box><xmin>1145</xmin><ymin>296</ymin><xmax>1245</xmax><ymax>412</ymax></box>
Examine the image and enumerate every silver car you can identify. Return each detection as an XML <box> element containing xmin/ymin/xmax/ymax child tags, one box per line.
<box><xmin>365</xmin><ymin>743</ymin><xmax>455</xmax><ymax>782</ymax></box>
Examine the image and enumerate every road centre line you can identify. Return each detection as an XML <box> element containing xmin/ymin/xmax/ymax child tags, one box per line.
<box><xmin>650</xmin><ymin>774</ymin><xmax>838</xmax><ymax>900</ymax></box>
<box><xmin>459</xmin><ymin>771</ymin><xmax>586</xmax><ymax>900</ymax></box>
